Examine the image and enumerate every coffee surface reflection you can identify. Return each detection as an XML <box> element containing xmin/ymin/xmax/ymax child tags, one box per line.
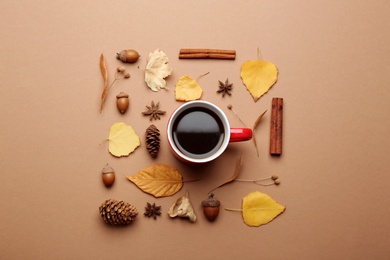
<box><xmin>172</xmin><ymin>107</ymin><xmax>224</xmax><ymax>159</ymax></box>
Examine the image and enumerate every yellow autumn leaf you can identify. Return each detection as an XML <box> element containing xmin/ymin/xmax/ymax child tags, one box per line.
<box><xmin>175</xmin><ymin>75</ymin><xmax>203</xmax><ymax>101</ymax></box>
<box><xmin>108</xmin><ymin>122</ymin><xmax>140</xmax><ymax>157</ymax></box>
<box><xmin>127</xmin><ymin>164</ymin><xmax>183</xmax><ymax>198</ymax></box>
<box><xmin>145</xmin><ymin>49</ymin><xmax>173</xmax><ymax>92</ymax></box>
<box><xmin>242</xmin><ymin>191</ymin><xmax>285</xmax><ymax>227</ymax></box>
<box><xmin>240</xmin><ymin>57</ymin><xmax>278</xmax><ymax>102</ymax></box>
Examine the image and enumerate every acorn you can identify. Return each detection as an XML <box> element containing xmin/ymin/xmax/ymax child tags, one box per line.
<box><xmin>116</xmin><ymin>92</ymin><xmax>129</xmax><ymax>114</ymax></box>
<box><xmin>116</xmin><ymin>49</ymin><xmax>140</xmax><ymax>63</ymax></box>
<box><xmin>201</xmin><ymin>193</ymin><xmax>220</xmax><ymax>221</ymax></box>
<box><xmin>102</xmin><ymin>164</ymin><xmax>115</xmax><ymax>187</ymax></box>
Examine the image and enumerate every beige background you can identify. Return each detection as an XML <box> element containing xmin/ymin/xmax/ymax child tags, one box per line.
<box><xmin>1</xmin><ymin>1</ymin><xmax>389</xmax><ymax>259</ymax></box>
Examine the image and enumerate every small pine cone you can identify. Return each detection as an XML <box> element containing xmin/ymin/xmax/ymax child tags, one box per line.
<box><xmin>145</xmin><ymin>125</ymin><xmax>160</xmax><ymax>158</ymax></box>
<box><xmin>99</xmin><ymin>199</ymin><xmax>138</xmax><ymax>225</ymax></box>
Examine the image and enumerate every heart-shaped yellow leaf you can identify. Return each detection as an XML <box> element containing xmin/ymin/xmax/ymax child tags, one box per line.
<box><xmin>127</xmin><ymin>164</ymin><xmax>183</xmax><ymax>198</ymax></box>
<box><xmin>108</xmin><ymin>122</ymin><xmax>140</xmax><ymax>157</ymax></box>
<box><xmin>242</xmin><ymin>191</ymin><xmax>285</xmax><ymax>227</ymax></box>
<box><xmin>175</xmin><ymin>75</ymin><xmax>203</xmax><ymax>101</ymax></box>
<box><xmin>240</xmin><ymin>59</ymin><xmax>278</xmax><ymax>101</ymax></box>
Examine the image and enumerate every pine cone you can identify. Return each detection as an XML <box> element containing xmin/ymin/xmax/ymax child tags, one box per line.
<box><xmin>99</xmin><ymin>199</ymin><xmax>138</xmax><ymax>225</ymax></box>
<box><xmin>145</xmin><ymin>125</ymin><xmax>160</xmax><ymax>158</ymax></box>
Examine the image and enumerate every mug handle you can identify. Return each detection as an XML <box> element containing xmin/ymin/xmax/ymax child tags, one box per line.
<box><xmin>230</xmin><ymin>128</ymin><xmax>252</xmax><ymax>142</ymax></box>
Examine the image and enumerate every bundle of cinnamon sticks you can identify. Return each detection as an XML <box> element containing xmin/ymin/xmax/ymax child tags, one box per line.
<box><xmin>179</xmin><ymin>49</ymin><xmax>236</xmax><ymax>60</ymax></box>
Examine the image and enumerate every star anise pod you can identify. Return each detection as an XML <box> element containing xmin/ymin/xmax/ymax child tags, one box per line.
<box><xmin>144</xmin><ymin>202</ymin><xmax>161</xmax><ymax>219</ymax></box>
<box><xmin>217</xmin><ymin>78</ymin><xmax>233</xmax><ymax>97</ymax></box>
<box><xmin>142</xmin><ymin>101</ymin><xmax>166</xmax><ymax>121</ymax></box>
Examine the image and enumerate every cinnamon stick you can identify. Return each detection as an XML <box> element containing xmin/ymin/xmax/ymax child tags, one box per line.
<box><xmin>270</xmin><ymin>98</ymin><xmax>283</xmax><ymax>155</ymax></box>
<box><xmin>179</xmin><ymin>49</ymin><xmax>236</xmax><ymax>60</ymax></box>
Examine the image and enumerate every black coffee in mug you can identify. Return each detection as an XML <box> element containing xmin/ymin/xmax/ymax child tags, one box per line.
<box><xmin>172</xmin><ymin>107</ymin><xmax>225</xmax><ymax>159</ymax></box>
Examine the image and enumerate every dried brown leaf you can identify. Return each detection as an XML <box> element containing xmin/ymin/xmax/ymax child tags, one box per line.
<box><xmin>208</xmin><ymin>154</ymin><xmax>243</xmax><ymax>193</ymax></box>
<box><xmin>253</xmin><ymin>110</ymin><xmax>267</xmax><ymax>130</ymax></box>
<box><xmin>100</xmin><ymin>53</ymin><xmax>108</xmax><ymax>112</ymax></box>
<box><xmin>127</xmin><ymin>164</ymin><xmax>183</xmax><ymax>198</ymax></box>
<box><xmin>252</xmin><ymin>110</ymin><xmax>267</xmax><ymax>157</ymax></box>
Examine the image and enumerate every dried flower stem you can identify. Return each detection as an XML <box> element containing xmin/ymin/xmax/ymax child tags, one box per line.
<box><xmin>227</xmin><ymin>104</ymin><xmax>247</xmax><ymax>127</ymax></box>
<box><xmin>107</xmin><ymin>72</ymin><xmax>127</xmax><ymax>93</ymax></box>
<box><xmin>235</xmin><ymin>175</ymin><xmax>280</xmax><ymax>186</ymax></box>
<box><xmin>99</xmin><ymin>54</ymin><xmax>130</xmax><ymax>113</ymax></box>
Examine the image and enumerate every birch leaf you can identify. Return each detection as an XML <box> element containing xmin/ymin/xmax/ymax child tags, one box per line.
<box><xmin>127</xmin><ymin>164</ymin><xmax>183</xmax><ymax>198</ymax></box>
<box><xmin>242</xmin><ymin>191</ymin><xmax>285</xmax><ymax>227</ymax></box>
<box><xmin>145</xmin><ymin>49</ymin><xmax>173</xmax><ymax>91</ymax></box>
<box><xmin>240</xmin><ymin>51</ymin><xmax>278</xmax><ymax>101</ymax></box>
<box><xmin>108</xmin><ymin>122</ymin><xmax>140</xmax><ymax>157</ymax></box>
<box><xmin>175</xmin><ymin>75</ymin><xmax>203</xmax><ymax>101</ymax></box>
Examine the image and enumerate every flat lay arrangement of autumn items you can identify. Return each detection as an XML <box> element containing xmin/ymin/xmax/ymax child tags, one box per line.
<box><xmin>98</xmin><ymin>48</ymin><xmax>285</xmax><ymax>227</ymax></box>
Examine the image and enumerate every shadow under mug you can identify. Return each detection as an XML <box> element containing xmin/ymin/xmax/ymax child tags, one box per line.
<box><xmin>167</xmin><ymin>100</ymin><xmax>252</xmax><ymax>163</ymax></box>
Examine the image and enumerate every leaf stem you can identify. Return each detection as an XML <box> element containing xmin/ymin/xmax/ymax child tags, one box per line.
<box><xmin>225</xmin><ymin>208</ymin><xmax>243</xmax><ymax>212</ymax></box>
<box><xmin>196</xmin><ymin>71</ymin><xmax>210</xmax><ymax>81</ymax></box>
<box><xmin>257</xmin><ymin>47</ymin><xmax>263</xmax><ymax>60</ymax></box>
<box><xmin>183</xmin><ymin>178</ymin><xmax>201</xmax><ymax>183</ymax></box>
<box><xmin>99</xmin><ymin>139</ymin><xmax>109</xmax><ymax>145</ymax></box>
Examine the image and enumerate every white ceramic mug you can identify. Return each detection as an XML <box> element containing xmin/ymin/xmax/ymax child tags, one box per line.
<box><xmin>167</xmin><ymin>101</ymin><xmax>252</xmax><ymax>163</ymax></box>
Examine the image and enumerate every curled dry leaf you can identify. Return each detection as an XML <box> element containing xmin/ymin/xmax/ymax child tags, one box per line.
<box><xmin>208</xmin><ymin>154</ymin><xmax>243</xmax><ymax>193</ymax></box>
<box><xmin>168</xmin><ymin>192</ymin><xmax>196</xmax><ymax>222</ymax></box>
<box><xmin>240</xmin><ymin>49</ymin><xmax>278</xmax><ymax>101</ymax></box>
<box><xmin>100</xmin><ymin>53</ymin><xmax>108</xmax><ymax>112</ymax></box>
<box><xmin>127</xmin><ymin>164</ymin><xmax>183</xmax><ymax>198</ymax></box>
<box><xmin>108</xmin><ymin>122</ymin><xmax>140</xmax><ymax>157</ymax></box>
<box><xmin>145</xmin><ymin>49</ymin><xmax>173</xmax><ymax>91</ymax></box>
<box><xmin>252</xmin><ymin>110</ymin><xmax>267</xmax><ymax>157</ymax></box>
<box><xmin>225</xmin><ymin>191</ymin><xmax>285</xmax><ymax>227</ymax></box>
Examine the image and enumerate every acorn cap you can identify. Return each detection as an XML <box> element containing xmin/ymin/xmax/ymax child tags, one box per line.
<box><xmin>202</xmin><ymin>193</ymin><xmax>220</xmax><ymax>207</ymax></box>
<box><xmin>116</xmin><ymin>92</ymin><xmax>129</xmax><ymax>99</ymax></box>
<box><xmin>102</xmin><ymin>164</ymin><xmax>114</xmax><ymax>174</ymax></box>
<box><xmin>116</xmin><ymin>50</ymin><xmax>126</xmax><ymax>62</ymax></box>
